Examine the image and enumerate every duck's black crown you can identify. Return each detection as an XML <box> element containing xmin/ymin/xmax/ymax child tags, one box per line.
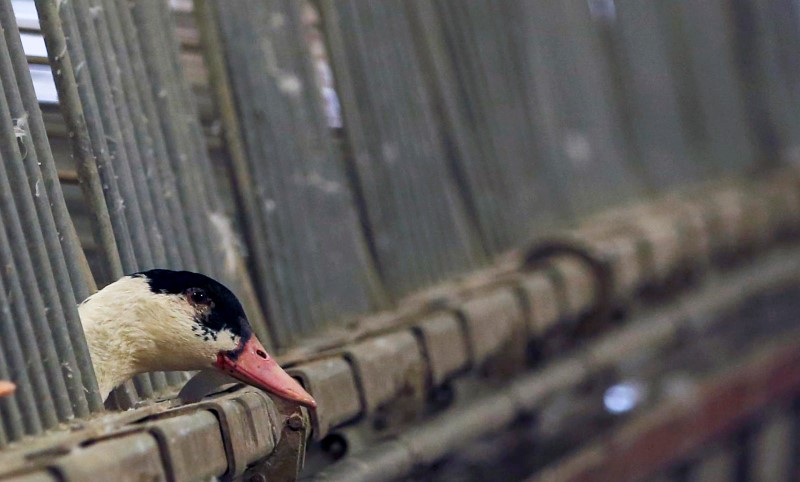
<box><xmin>133</xmin><ymin>269</ymin><xmax>252</xmax><ymax>341</ymax></box>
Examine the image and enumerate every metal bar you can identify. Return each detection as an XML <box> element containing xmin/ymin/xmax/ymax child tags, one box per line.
<box><xmin>131</xmin><ymin>1</ymin><xmax>217</xmax><ymax>276</ymax></box>
<box><xmin>67</xmin><ymin>0</ymin><xmax>169</xmax><ymax>394</ymax></box>
<box><xmin>85</xmin><ymin>0</ymin><xmax>168</xmax><ymax>268</ymax></box>
<box><xmin>363</xmin><ymin>0</ymin><xmax>449</xmax><ymax>289</ymax></box>
<box><xmin>220</xmin><ymin>0</ymin><xmax>308</xmax><ymax>343</ymax></box>
<box><xmin>0</xmin><ymin>4</ymin><xmax>101</xmax><ymax>413</ymax></box>
<box><xmin>193</xmin><ymin>0</ymin><xmax>279</xmax><ymax>343</ymax></box>
<box><xmin>0</xmin><ymin>279</ymin><xmax>35</xmax><ymax>441</ymax></box>
<box><xmin>56</xmin><ymin>0</ymin><xmax>138</xmax><ymax>275</ymax></box>
<box><xmin>0</xmin><ymin>353</ymin><xmax>24</xmax><ymax>443</ymax></box>
<box><xmin>0</xmin><ymin>0</ymin><xmax>96</xmax><ymax>299</ymax></box>
<box><xmin>131</xmin><ymin>2</ymin><xmax>219</xmax><ymax>273</ymax></box>
<box><xmin>364</xmin><ymin>1</ymin><xmax>453</xmax><ymax>284</ymax></box>
<box><xmin>309</xmin><ymin>251</ymin><xmax>800</xmax><ymax>481</ymax></box>
<box><xmin>324</xmin><ymin>1</ymin><xmax>420</xmax><ymax>295</ymax></box>
<box><xmin>112</xmin><ymin>0</ymin><xmax>198</xmax><ymax>271</ymax></box>
<box><xmin>100</xmin><ymin>0</ymin><xmax>178</xmax><ymax>269</ymax></box>
<box><xmin>34</xmin><ymin>0</ymin><xmax>125</xmax><ymax>281</ymax></box>
<box><xmin>153</xmin><ymin>2</ymin><xmax>223</xmax><ymax>217</ymax></box>
<box><xmin>202</xmin><ymin>0</ymin><xmax>386</xmax><ymax>346</ymax></box>
<box><xmin>242</xmin><ymin>0</ymin><xmax>322</xmax><ymax>337</ymax></box>
<box><xmin>0</xmin><ymin>72</ymin><xmax>88</xmax><ymax>419</ymax></box>
<box><xmin>405</xmin><ymin>0</ymin><xmax>493</xmax><ymax>253</ymax></box>
<box><xmin>0</xmin><ymin>147</ymin><xmax>65</xmax><ymax>428</ymax></box>
<box><xmin>36</xmin><ymin>0</ymin><xmax>148</xmax><ymax>406</ymax></box>
<box><xmin>426</xmin><ymin>0</ymin><xmax>567</xmax><ymax>249</ymax></box>
<box><xmin>65</xmin><ymin>0</ymin><xmax>155</xmax><ymax>270</ymax></box>
<box><xmin>259</xmin><ymin>0</ymin><xmax>328</xmax><ymax>334</ymax></box>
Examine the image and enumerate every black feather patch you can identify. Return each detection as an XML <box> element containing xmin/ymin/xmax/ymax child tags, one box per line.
<box><xmin>133</xmin><ymin>269</ymin><xmax>253</xmax><ymax>343</ymax></box>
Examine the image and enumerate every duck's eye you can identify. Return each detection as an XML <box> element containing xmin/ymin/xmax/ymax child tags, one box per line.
<box><xmin>186</xmin><ymin>288</ymin><xmax>210</xmax><ymax>305</ymax></box>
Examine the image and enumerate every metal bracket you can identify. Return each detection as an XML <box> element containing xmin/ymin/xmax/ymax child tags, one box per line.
<box><xmin>242</xmin><ymin>400</ymin><xmax>309</xmax><ymax>482</ymax></box>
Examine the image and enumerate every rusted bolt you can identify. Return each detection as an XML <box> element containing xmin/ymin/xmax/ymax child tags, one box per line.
<box><xmin>287</xmin><ymin>413</ymin><xmax>304</xmax><ymax>431</ymax></box>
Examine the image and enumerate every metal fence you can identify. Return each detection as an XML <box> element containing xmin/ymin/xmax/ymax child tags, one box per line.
<box><xmin>0</xmin><ymin>0</ymin><xmax>799</xmax><ymax>479</ymax></box>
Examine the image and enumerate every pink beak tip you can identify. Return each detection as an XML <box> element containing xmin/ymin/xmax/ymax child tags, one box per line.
<box><xmin>216</xmin><ymin>337</ymin><xmax>318</xmax><ymax>410</ymax></box>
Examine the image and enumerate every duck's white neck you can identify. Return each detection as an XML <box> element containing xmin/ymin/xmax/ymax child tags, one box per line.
<box><xmin>78</xmin><ymin>276</ymin><xmax>216</xmax><ymax>400</ymax></box>
<box><xmin>80</xmin><ymin>312</ymin><xmax>142</xmax><ymax>401</ymax></box>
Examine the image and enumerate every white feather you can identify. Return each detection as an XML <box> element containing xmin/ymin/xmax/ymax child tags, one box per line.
<box><xmin>79</xmin><ymin>276</ymin><xmax>240</xmax><ymax>400</ymax></box>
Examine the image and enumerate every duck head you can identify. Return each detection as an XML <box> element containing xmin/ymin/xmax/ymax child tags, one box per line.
<box><xmin>79</xmin><ymin>269</ymin><xmax>315</xmax><ymax>408</ymax></box>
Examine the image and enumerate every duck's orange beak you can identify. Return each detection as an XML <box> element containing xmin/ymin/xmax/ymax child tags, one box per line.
<box><xmin>215</xmin><ymin>337</ymin><xmax>316</xmax><ymax>409</ymax></box>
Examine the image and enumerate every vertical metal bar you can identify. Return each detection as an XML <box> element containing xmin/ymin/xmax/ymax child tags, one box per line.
<box><xmin>35</xmin><ymin>0</ymin><xmax>146</xmax><ymax>406</ymax></box>
<box><xmin>240</xmin><ymin>1</ymin><xmax>320</xmax><ymax>336</ymax></box>
<box><xmin>0</xmin><ymin>78</ymin><xmax>86</xmax><ymax>420</ymax></box>
<box><xmin>65</xmin><ymin>0</ymin><xmax>155</xmax><ymax>270</ymax></box>
<box><xmin>102</xmin><ymin>0</ymin><xmax>183</xmax><ymax>269</ymax></box>
<box><xmin>0</xmin><ymin>7</ymin><xmax>101</xmax><ymax>413</ymax></box>
<box><xmin>68</xmin><ymin>0</ymin><xmax>168</xmax><ymax>393</ymax></box>
<box><xmin>34</xmin><ymin>0</ymin><xmax>125</xmax><ymax>281</ymax></box>
<box><xmin>112</xmin><ymin>0</ymin><xmax>198</xmax><ymax>271</ymax></box>
<box><xmin>321</xmin><ymin>0</ymin><xmax>425</xmax><ymax>296</ymax></box>
<box><xmin>205</xmin><ymin>0</ymin><xmax>299</xmax><ymax>345</ymax></box>
<box><xmin>406</xmin><ymin>0</ymin><xmax>494</xmax><ymax>253</ymax></box>
<box><xmin>0</xmin><ymin>153</ymin><xmax>65</xmax><ymax>427</ymax></box>
<box><xmin>148</xmin><ymin>2</ymin><xmax>223</xmax><ymax>217</ymax></box>
<box><xmin>322</xmin><ymin>0</ymin><xmax>481</xmax><ymax>296</ymax></box>
<box><xmin>57</xmin><ymin>1</ymin><xmax>138</xmax><ymax>274</ymax></box>
<box><xmin>194</xmin><ymin>0</ymin><xmax>280</xmax><ymax>342</ymax></box>
<box><xmin>131</xmin><ymin>2</ymin><xmax>216</xmax><ymax>274</ymax></box>
<box><xmin>374</xmin><ymin>1</ymin><xmax>473</xmax><ymax>278</ymax></box>
<box><xmin>0</xmin><ymin>276</ymin><xmax>39</xmax><ymax>439</ymax></box>
<box><xmin>0</xmin><ymin>413</ymin><xmax>7</xmax><ymax>448</ymax></box>
<box><xmin>86</xmin><ymin>0</ymin><xmax>168</xmax><ymax>268</ymax></box>
<box><xmin>0</xmin><ymin>0</ymin><xmax>96</xmax><ymax>299</ymax></box>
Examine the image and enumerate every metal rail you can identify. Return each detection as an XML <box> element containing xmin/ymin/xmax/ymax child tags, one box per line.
<box><xmin>306</xmin><ymin>249</ymin><xmax>800</xmax><ymax>481</ymax></box>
